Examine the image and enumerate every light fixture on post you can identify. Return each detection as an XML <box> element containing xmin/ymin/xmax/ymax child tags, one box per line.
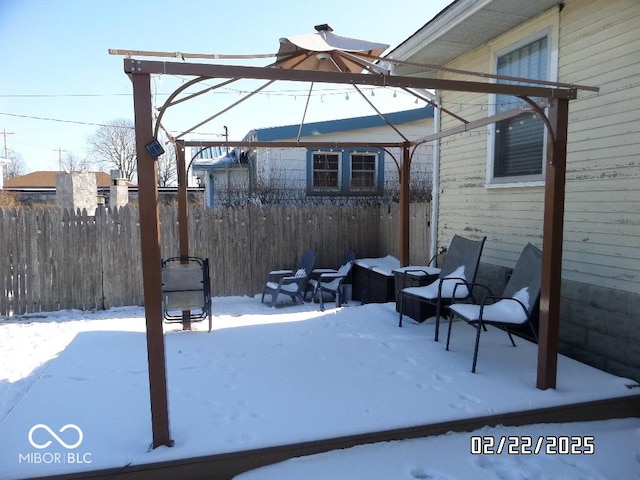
<box><xmin>145</xmin><ymin>139</ymin><xmax>165</xmax><ymax>158</ymax></box>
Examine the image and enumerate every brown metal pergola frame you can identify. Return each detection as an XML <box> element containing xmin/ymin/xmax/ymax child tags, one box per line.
<box><xmin>125</xmin><ymin>57</ymin><xmax>592</xmax><ymax>448</ymax></box>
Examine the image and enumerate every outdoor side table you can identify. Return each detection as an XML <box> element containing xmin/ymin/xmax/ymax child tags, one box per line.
<box><xmin>352</xmin><ymin>255</ymin><xmax>400</xmax><ymax>304</ymax></box>
<box><xmin>393</xmin><ymin>266</ymin><xmax>440</xmax><ymax>322</ymax></box>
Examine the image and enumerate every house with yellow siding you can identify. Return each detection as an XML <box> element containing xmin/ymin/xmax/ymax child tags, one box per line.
<box><xmin>388</xmin><ymin>0</ymin><xmax>640</xmax><ymax>381</ymax></box>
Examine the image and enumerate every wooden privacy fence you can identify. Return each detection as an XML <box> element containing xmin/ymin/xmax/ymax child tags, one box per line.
<box><xmin>0</xmin><ymin>203</ymin><xmax>430</xmax><ymax>316</ymax></box>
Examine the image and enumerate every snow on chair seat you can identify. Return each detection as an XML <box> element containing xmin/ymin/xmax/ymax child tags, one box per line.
<box><xmin>398</xmin><ymin>234</ymin><xmax>486</xmax><ymax>342</ymax></box>
<box><xmin>445</xmin><ymin>243</ymin><xmax>542</xmax><ymax>373</ymax></box>
<box><xmin>261</xmin><ymin>250</ymin><xmax>316</xmax><ymax>307</ymax></box>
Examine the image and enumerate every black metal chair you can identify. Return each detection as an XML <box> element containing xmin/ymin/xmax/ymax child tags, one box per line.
<box><xmin>309</xmin><ymin>250</ymin><xmax>356</xmax><ymax>311</ymax></box>
<box><xmin>261</xmin><ymin>250</ymin><xmax>316</xmax><ymax>307</ymax></box>
<box><xmin>398</xmin><ymin>235</ymin><xmax>486</xmax><ymax>342</ymax></box>
<box><xmin>161</xmin><ymin>256</ymin><xmax>212</xmax><ymax>331</ymax></box>
<box><xmin>446</xmin><ymin>243</ymin><xmax>542</xmax><ymax>373</ymax></box>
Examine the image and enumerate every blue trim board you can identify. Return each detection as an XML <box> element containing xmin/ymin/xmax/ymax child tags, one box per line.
<box><xmin>246</xmin><ymin>105</ymin><xmax>434</xmax><ymax>142</ymax></box>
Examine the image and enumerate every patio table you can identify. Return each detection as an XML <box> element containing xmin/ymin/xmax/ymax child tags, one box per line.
<box><xmin>393</xmin><ymin>266</ymin><xmax>440</xmax><ymax>322</ymax></box>
<box><xmin>352</xmin><ymin>255</ymin><xmax>400</xmax><ymax>304</ymax></box>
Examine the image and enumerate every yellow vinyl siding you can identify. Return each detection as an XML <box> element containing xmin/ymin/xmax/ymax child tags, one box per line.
<box><xmin>560</xmin><ymin>0</ymin><xmax>640</xmax><ymax>293</ymax></box>
<box><xmin>434</xmin><ymin>0</ymin><xmax>639</xmax><ymax>293</ymax></box>
<box><xmin>436</xmin><ymin>13</ymin><xmax>555</xmax><ymax>265</ymax></box>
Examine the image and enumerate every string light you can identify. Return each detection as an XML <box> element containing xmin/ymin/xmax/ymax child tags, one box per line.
<box><xmin>11</xmin><ymin>77</ymin><xmax>559</xmax><ymax>111</ymax></box>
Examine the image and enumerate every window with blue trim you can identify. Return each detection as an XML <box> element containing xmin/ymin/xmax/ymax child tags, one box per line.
<box><xmin>312</xmin><ymin>152</ymin><xmax>341</xmax><ymax>191</ymax></box>
<box><xmin>350</xmin><ymin>153</ymin><xmax>377</xmax><ymax>190</ymax></box>
<box><xmin>308</xmin><ymin>149</ymin><xmax>382</xmax><ymax>194</ymax></box>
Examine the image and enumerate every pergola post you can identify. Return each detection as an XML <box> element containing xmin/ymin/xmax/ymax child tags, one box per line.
<box><xmin>130</xmin><ymin>72</ymin><xmax>172</xmax><ymax>447</ymax></box>
<box><xmin>176</xmin><ymin>142</ymin><xmax>192</xmax><ymax>331</ymax></box>
<box><xmin>537</xmin><ymin>97</ymin><xmax>569</xmax><ymax>390</ymax></box>
<box><xmin>399</xmin><ymin>142</ymin><xmax>411</xmax><ymax>266</ymax></box>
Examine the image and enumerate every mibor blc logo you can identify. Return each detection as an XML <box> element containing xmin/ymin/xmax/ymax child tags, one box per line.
<box><xmin>19</xmin><ymin>424</ymin><xmax>92</xmax><ymax>465</ymax></box>
<box><xmin>28</xmin><ymin>424</ymin><xmax>83</xmax><ymax>449</ymax></box>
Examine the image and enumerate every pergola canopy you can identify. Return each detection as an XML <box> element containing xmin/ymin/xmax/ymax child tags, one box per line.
<box><xmin>274</xmin><ymin>24</ymin><xmax>389</xmax><ymax>73</ymax></box>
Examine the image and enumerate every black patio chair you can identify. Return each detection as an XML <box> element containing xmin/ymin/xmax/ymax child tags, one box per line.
<box><xmin>445</xmin><ymin>242</ymin><xmax>542</xmax><ymax>373</ymax></box>
<box><xmin>261</xmin><ymin>249</ymin><xmax>317</xmax><ymax>307</ymax></box>
<box><xmin>398</xmin><ymin>234</ymin><xmax>486</xmax><ymax>342</ymax></box>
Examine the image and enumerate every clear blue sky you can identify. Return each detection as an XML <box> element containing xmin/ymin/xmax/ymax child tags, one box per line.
<box><xmin>0</xmin><ymin>0</ymin><xmax>451</xmax><ymax>172</ymax></box>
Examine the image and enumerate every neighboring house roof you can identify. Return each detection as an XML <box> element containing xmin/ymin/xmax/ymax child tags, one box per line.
<box><xmin>192</xmin><ymin>150</ymin><xmax>244</xmax><ymax>170</ymax></box>
<box><xmin>387</xmin><ymin>0</ymin><xmax>562</xmax><ymax>74</ymax></box>
<box><xmin>243</xmin><ymin>105</ymin><xmax>434</xmax><ymax>142</ymax></box>
<box><xmin>4</xmin><ymin>171</ymin><xmax>134</xmax><ymax>188</ymax></box>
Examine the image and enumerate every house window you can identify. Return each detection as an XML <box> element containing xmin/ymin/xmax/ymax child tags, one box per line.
<box><xmin>312</xmin><ymin>152</ymin><xmax>340</xmax><ymax>190</ymax></box>
<box><xmin>492</xmin><ymin>36</ymin><xmax>548</xmax><ymax>183</ymax></box>
<box><xmin>350</xmin><ymin>153</ymin><xmax>377</xmax><ymax>190</ymax></box>
<box><xmin>308</xmin><ymin>149</ymin><xmax>382</xmax><ymax>194</ymax></box>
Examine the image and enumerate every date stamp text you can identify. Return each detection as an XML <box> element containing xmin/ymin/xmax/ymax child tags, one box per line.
<box><xmin>470</xmin><ymin>435</ymin><xmax>595</xmax><ymax>455</ymax></box>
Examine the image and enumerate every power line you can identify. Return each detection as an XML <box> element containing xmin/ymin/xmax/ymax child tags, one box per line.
<box><xmin>0</xmin><ymin>111</ymin><xmax>241</xmax><ymax>138</ymax></box>
<box><xmin>0</xmin><ymin>93</ymin><xmax>132</xmax><ymax>98</ymax></box>
<box><xmin>0</xmin><ymin>112</ymin><xmax>133</xmax><ymax>128</ymax></box>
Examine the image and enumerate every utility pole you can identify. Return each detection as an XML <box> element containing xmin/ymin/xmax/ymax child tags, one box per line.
<box><xmin>53</xmin><ymin>148</ymin><xmax>67</xmax><ymax>170</ymax></box>
<box><xmin>1</xmin><ymin>129</ymin><xmax>14</xmax><ymax>158</ymax></box>
<box><xmin>223</xmin><ymin>125</ymin><xmax>229</xmax><ymax>154</ymax></box>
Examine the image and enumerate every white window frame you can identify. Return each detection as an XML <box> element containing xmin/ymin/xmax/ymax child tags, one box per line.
<box><xmin>486</xmin><ymin>28</ymin><xmax>558</xmax><ymax>188</ymax></box>
<box><xmin>311</xmin><ymin>151</ymin><xmax>341</xmax><ymax>192</ymax></box>
<box><xmin>349</xmin><ymin>151</ymin><xmax>378</xmax><ymax>191</ymax></box>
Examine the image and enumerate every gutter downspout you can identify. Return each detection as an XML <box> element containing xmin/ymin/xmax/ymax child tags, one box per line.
<box><xmin>430</xmin><ymin>96</ymin><xmax>441</xmax><ymax>263</ymax></box>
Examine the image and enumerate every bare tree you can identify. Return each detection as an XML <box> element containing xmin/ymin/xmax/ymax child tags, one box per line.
<box><xmin>3</xmin><ymin>150</ymin><xmax>27</xmax><ymax>179</ymax></box>
<box><xmin>156</xmin><ymin>141</ymin><xmax>177</xmax><ymax>187</ymax></box>
<box><xmin>61</xmin><ymin>151</ymin><xmax>89</xmax><ymax>172</ymax></box>
<box><xmin>87</xmin><ymin>119</ymin><xmax>137</xmax><ymax>182</ymax></box>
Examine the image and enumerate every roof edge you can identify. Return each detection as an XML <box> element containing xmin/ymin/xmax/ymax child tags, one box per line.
<box><xmin>245</xmin><ymin>105</ymin><xmax>434</xmax><ymax>142</ymax></box>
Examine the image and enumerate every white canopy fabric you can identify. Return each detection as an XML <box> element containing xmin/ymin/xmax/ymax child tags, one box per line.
<box><xmin>275</xmin><ymin>26</ymin><xmax>389</xmax><ymax>73</ymax></box>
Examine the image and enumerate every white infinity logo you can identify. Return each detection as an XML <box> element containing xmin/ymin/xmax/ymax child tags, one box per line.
<box><xmin>28</xmin><ymin>424</ymin><xmax>83</xmax><ymax>449</ymax></box>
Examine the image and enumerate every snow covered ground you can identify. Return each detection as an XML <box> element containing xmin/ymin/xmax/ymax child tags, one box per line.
<box><xmin>0</xmin><ymin>296</ymin><xmax>638</xmax><ymax>480</ymax></box>
<box><xmin>236</xmin><ymin>418</ymin><xmax>640</xmax><ymax>480</ymax></box>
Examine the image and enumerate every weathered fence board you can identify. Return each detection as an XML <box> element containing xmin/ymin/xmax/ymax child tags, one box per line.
<box><xmin>0</xmin><ymin>203</ymin><xmax>430</xmax><ymax>315</ymax></box>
